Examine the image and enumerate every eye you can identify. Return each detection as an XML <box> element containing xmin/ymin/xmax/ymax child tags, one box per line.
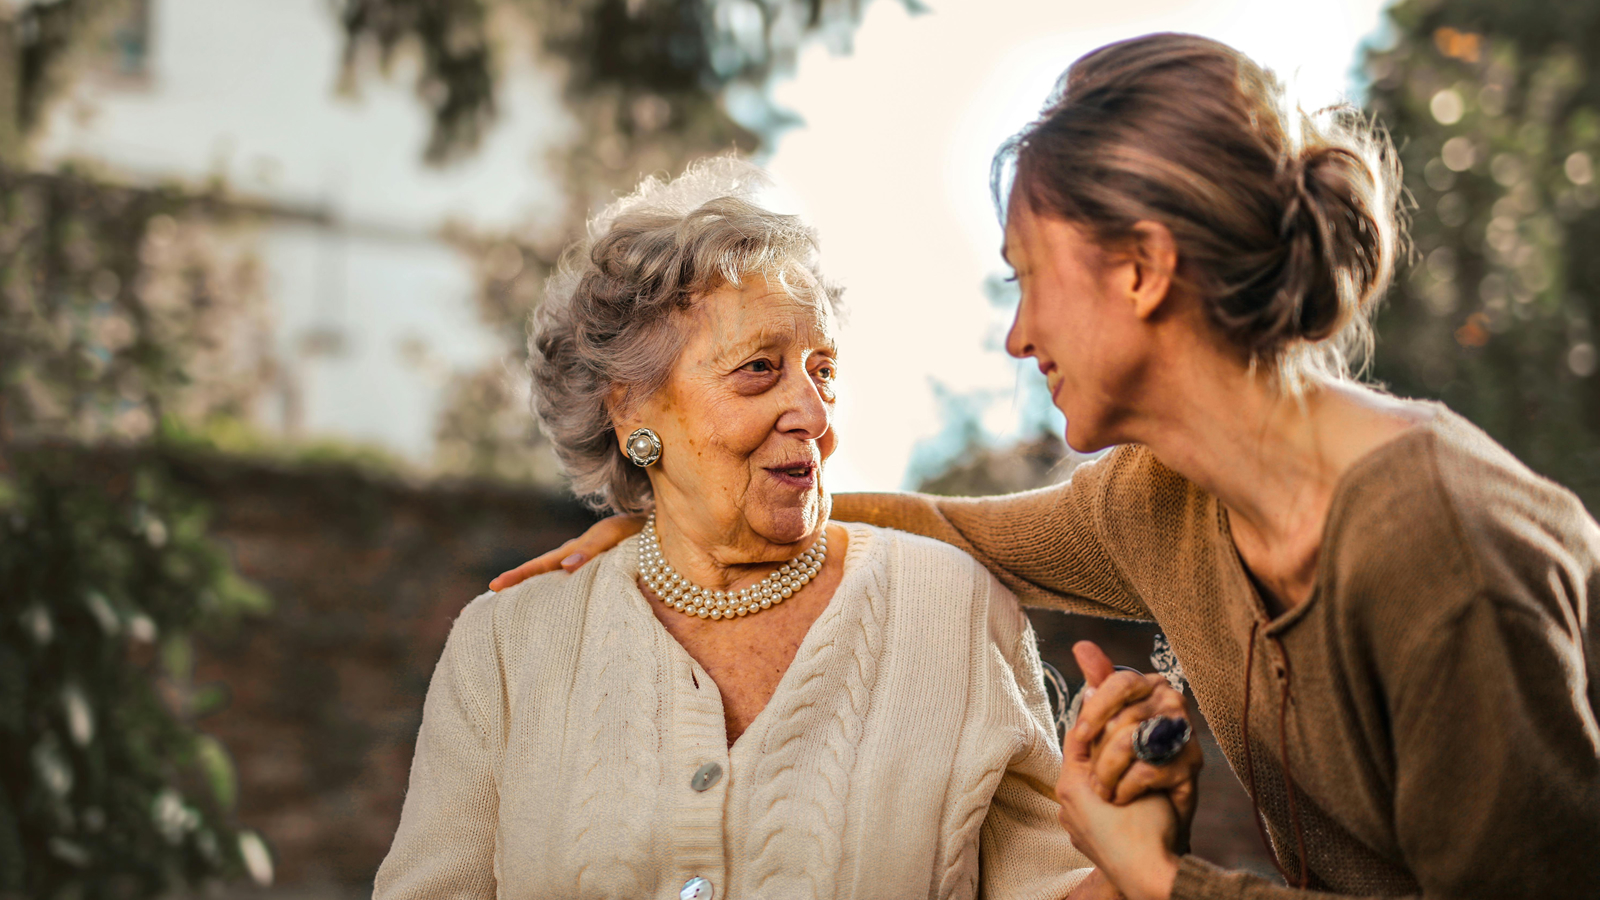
<box><xmin>742</xmin><ymin>358</ymin><xmax>776</xmax><ymax>374</ymax></box>
<box><xmin>810</xmin><ymin>359</ymin><xmax>839</xmax><ymax>401</ymax></box>
<box><xmin>1003</xmin><ymin>274</ymin><xmax>1018</xmax><ymax>284</ymax></box>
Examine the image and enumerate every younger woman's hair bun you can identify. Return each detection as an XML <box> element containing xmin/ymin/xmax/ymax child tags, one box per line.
<box><xmin>996</xmin><ymin>33</ymin><xmax>1403</xmax><ymax>384</ymax></box>
<box><xmin>1226</xmin><ymin>133</ymin><xmax>1399</xmax><ymax>356</ymax></box>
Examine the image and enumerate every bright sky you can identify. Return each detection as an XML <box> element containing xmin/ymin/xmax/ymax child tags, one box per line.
<box><xmin>764</xmin><ymin>0</ymin><xmax>1391</xmax><ymax>491</ymax></box>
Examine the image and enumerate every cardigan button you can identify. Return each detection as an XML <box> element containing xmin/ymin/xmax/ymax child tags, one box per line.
<box><xmin>690</xmin><ymin>762</ymin><xmax>723</xmax><ymax>792</ymax></box>
<box><xmin>680</xmin><ymin>876</ymin><xmax>714</xmax><ymax>899</ymax></box>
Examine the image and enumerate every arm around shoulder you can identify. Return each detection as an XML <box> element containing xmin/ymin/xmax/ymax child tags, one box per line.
<box><xmin>831</xmin><ymin>452</ymin><xmax>1150</xmax><ymax>620</ymax></box>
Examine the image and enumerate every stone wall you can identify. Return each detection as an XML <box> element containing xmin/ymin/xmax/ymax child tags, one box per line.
<box><xmin>161</xmin><ymin>452</ymin><xmax>594</xmax><ymax>896</ymax></box>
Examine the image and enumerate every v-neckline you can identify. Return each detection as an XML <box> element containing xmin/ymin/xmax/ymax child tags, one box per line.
<box><xmin>1214</xmin><ymin>406</ymin><xmax>1442</xmax><ymax>635</ymax></box>
<box><xmin>610</xmin><ymin>523</ymin><xmax>871</xmax><ymax>755</ymax></box>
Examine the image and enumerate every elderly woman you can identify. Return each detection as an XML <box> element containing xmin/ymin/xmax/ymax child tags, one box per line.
<box><xmin>373</xmin><ymin>159</ymin><xmax>1102</xmax><ymax>900</ymax></box>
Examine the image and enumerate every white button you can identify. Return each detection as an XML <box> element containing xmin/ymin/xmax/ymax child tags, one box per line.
<box><xmin>681</xmin><ymin>876</ymin><xmax>713</xmax><ymax>900</ymax></box>
<box><xmin>690</xmin><ymin>762</ymin><xmax>723</xmax><ymax>792</ymax></box>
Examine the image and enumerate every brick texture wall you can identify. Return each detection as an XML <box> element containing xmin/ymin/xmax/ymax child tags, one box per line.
<box><xmin>166</xmin><ymin>453</ymin><xmax>594</xmax><ymax>896</ymax></box>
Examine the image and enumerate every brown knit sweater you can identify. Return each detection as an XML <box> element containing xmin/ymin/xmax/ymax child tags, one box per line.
<box><xmin>832</xmin><ymin>406</ymin><xmax>1600</xmax><ymax>900</ymax></box>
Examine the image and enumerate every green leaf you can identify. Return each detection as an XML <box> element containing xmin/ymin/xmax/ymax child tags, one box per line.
<box><xmin>189</xmin><ymin>684</ymin><xmax>228</xmax><ymax>718</ymax></box>
<box><xmin>193</xmin><ymin>735</ymin><xmax>237</xmax><ymax>813</ymax></box>
<box><xmin>159</xmin><ymin>635</ymin><xmax>193</xmax><ymax>683</ymax></box>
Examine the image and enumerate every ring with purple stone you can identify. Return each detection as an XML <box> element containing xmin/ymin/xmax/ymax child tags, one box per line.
<box><xmin>1131</xmin><ymin>715</ymin><xmax>1192</xmax><ymax>766</ymax></box>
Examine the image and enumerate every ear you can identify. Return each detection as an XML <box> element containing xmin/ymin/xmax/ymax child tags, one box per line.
<box><xmin>1126</xmin><ymin>220</ymin><xmax>1178</xmax><ymax>321</ymax></box>
<box><xmin>606</xmin><ymin>384</ymin><xmax>635</xmax><ymax>438</ymax></box>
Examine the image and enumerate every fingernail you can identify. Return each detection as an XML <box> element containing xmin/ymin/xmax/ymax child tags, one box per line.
<box><xmin>562</xmin><ymin>553</ymin><xmax>586</xmax><ymax>570</ymax></box>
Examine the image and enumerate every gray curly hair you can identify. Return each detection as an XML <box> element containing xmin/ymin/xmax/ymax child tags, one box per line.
<box><xmin>528</xmin><ymin>157</ymin><xmax>841</xmax><ymax>515</ymax></box>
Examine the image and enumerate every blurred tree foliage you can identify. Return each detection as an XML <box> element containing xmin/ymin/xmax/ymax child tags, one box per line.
<box><xmin>340</xmin><ymin>0</ymin><xmax>916</xmax><ymax>482</ymax></box>
<box><xmin>0</xmin><ymin>0</ymin><xmax>133</xmax><ymax>162</ymax></box>
<box><xmin>1365</xmin><ymin>0</ymin><xmax>1600</xmax><ymax>510</ymax></box>
<box><xmin>0</xmin><ymin>452</ymin><xmax>272</xmax><ymax>900</ymax></box>
<box><xmin>0</xmin><ymin>169</ymin><xmax>276</xmax><ymax>446</ymax></box>
<box><xmin>906</xmin><ymin>274</ymin><xmax>1078</xmax><ymax>496</ymax></box>
<box><xmin>916</xmin><ymin>431</ymin><xmax>1074</xmax><ymax>497</ymax></box>
<box><xmin>426</xmin><ymin>223</ymin><xmax>562</xmax><ymax>483</ymax></box>
<box><xmin>338</xmin><ymin>0</ymin><xmax>916</xmax><ymax>168</ymax></box>
<box><xmin>2</xmin><ymin>10</ymin><xmax>280</xmax><ymax>891</ymax></box>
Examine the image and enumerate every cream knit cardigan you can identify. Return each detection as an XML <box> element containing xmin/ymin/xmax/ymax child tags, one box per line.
<box><xmin>374</xmin><ymin>523</ymin><xmax>1091</xmax><ymax>900</ymax></box>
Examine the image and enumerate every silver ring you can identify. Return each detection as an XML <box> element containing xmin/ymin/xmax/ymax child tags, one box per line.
<box><xmin>1131</xmin><ymin>715</ymin><xmax>1192</xmax><ymax>766</ymax></box>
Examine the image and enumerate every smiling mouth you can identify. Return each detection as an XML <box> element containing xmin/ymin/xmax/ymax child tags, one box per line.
<box><xmin>767</xmin><ymin>462</ymin><xmax>818</xmax><ymax>486</ymax></box>
<box><xmin>1040</xmin><ymin>363</ymin><xmax>1062</xmax><ymax>398</ymax></box>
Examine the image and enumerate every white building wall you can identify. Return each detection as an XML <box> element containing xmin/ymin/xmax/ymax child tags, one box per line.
<box><xmin>36</xmin><ymin>0</ymin><xmax>574</xmax><ymax>463</ymax></box>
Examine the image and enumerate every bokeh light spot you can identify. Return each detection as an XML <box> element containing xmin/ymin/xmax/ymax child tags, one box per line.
<box><xmin>1570</xmin><ymin>342</ymin><xmax>1598</xmax><ymax>377</ymax></box>
<box><xmin>1566</xmin><ymin>151</ymin><xmax>1594</xmax><ymax>186</ymax></box>
<box><xmin>1442</xmin><ymin>136</ymin><xmax>1476</xmax><ymax>172</ymax></box>
<box><xmin>1430</xmin><ymin>88</ymin><xmax>1464</xmax><ymax>125</ymax></box>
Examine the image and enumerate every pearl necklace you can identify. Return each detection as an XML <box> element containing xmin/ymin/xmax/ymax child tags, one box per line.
<box><xmin>639</xmin><ymin>513</ymin><xmax>827</xmax><ymax>620</ymax></box>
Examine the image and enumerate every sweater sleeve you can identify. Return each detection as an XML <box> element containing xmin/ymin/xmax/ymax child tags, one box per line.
<box><xmin>1171</xmin><ymin>588</ymin><xmax>1600</xmax><ymax>900</ymax></box>
<box><xmin>1170</xmin><ymin>856</ymin><xmax>1382</xmax><ymax>900</ymax></box>
<box><xmin>830</xmin><ymin>453</ymin><xmax>1150</xmax><ymax>621</ymax></box>
<box><xmin>373</xmin><ymin>597</ymin><xmax>502</xmax><ymax>900</ymax></box>
<box><xmin>1386</xmin><ymin>588</ymin><xmax>1600</xmax><ymax>897</ymax></box>
<box><xmin>979</xmin><ymin>577</ymin><xmax>1096</xmax><ymax>900</ymax></box>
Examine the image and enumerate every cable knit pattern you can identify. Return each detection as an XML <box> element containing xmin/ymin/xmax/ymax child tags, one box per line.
<box><xmin>939</xmin><ymin>756</ymin><xmax>1011</xmax><ymax>896</ymax></box>
<box><xmin>741</xmin><ymin>530</ymin><xmax>888</xmax><ymax>898</ymax></box>
<box><xmin>935</xmin><ymin>633</ymin><xmax>1031</xmax><ymax>897</ymax></box>
<box><xmin>375</xmin><ymin>523</ymin><xmax>1092</xmax><ymax>900</ymax></box>
<box><xmin>564</xmin><ymin>582</ymin><xmax>661</xmax><ymax>896</ymax></box>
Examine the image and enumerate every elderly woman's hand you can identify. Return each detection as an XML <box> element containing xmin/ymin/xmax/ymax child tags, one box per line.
<box><xmin>488</xmin><ymin>514</ymin><xmax>644</xmax><ymax>590</ymax></box>
<box><xmin>1068</xmin><ymin>642</ymin><xmax>1201</xmax><ymax>834</ymax></box>
<box><xmin>1056</xmin><ymin>724</ymin><xmax>1181</xmax><ymax>900</ymax></box>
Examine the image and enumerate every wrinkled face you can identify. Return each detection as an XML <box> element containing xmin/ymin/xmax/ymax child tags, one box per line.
<box><xmin>1002</xmin><ymin>199</ymin><xmax>1149</xmax><ymax>453</ymax></box>
<box><xmin>620</xmin><ymin>273</ymin><xmax>839</xmax><ymax>557</ymax></box>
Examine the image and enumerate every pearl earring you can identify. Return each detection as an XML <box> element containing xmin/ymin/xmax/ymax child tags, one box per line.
<box><xmin>626</xmin><ymin>428</ymin><xmax>663</xmax><ymax>467</ymax></box>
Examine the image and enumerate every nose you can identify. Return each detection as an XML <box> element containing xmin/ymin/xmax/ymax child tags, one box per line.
<box><xmin>1005</xmin><ymin>308</ymin><xmax>1034</xmax><ymax>360</ymax></box>
<box><xmin>775</xmin><ymin>368</ymin><xmax>831</xmax><ymax>440</ymax></box>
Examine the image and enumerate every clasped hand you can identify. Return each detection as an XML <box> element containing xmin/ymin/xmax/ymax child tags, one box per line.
<box><xmin>1058</xmin><ymin>641</ymin><xmax>1201</xmax><ymax>900</ymax></box>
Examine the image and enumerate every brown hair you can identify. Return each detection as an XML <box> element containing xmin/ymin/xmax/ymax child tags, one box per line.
<box><xmin>995</xmin><ymin>33</ymin><xmax>1403</xmax><ymax>383</ymax></box>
